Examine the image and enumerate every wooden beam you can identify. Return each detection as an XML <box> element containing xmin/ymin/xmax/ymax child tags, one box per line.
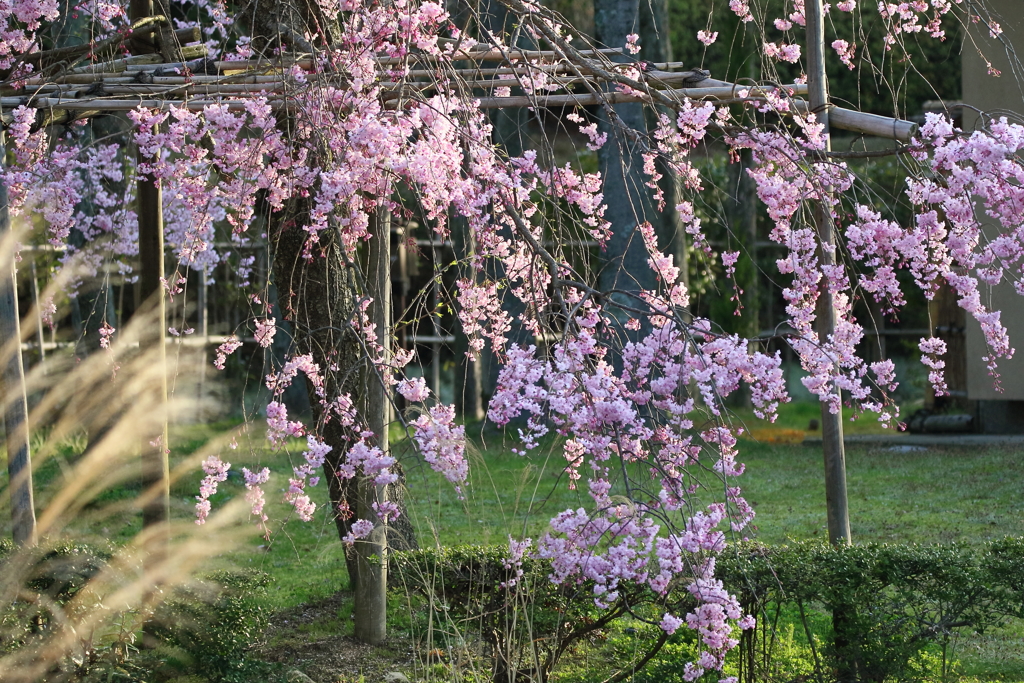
<box><xmin>130</xmin><ymin>0</ymin><xmax>170</xmax><ymax>645</ymax></box>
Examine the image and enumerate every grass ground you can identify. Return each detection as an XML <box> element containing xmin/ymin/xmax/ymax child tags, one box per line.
<box><xmin>4</xmin><ymin>401</ymin><xmax>1023</xmax><ymax>681</ymax></box>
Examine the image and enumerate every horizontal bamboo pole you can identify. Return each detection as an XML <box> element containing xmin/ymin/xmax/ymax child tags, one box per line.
<box><xmin>26</xmin><ymin>59</ymin><xmax>691</xmax><ymax>89</ymax></box>
<box><xmin>400</xmin><ymin>61</ymin><xmax>687</xmax><ymax>79</ymax></box>
<box><xmin>69</xmin><ymin>53</ymin><xmax>163</xmax><ymax>74</ymax></box>
<box><xmin>15</xmin><ymin>24</ymin><xmax>200</xmax><ymax>70</ymax></box>
<box><xmin>3</xmin><ymin>59</ymin><xmax>915</xmax><ymax>144</ymax></box>
<box><xmin>8</xmin><ymin>69</ymin><xmax>756</xmax><ymax>101</ymax></box>
<box><xmin>0</xmin><ymin>96</ymin><xmax>263</xmax><ymax>111</ymax></box>
<box><xmin>87</xmin><ymin>83</ymin><xmax>286</xmax><ymax>95</ymax></box>
<box><xmin>0</xmin><ymin>81</ymin><xmax>813</xmax><ymax>112</ymax></box>
<box><xmin>403</xmin><ymin>64</ymin><xmax>574</xmax><ymax>78</ymax></box>
<box><xmin>792</xmin><ymin>99</ymin><xmax>918</xmax><ymax>142</ymax></box>
<box><xmin>446</xmin><ymin>47</ymin><xmax>626</xmax><ymax>62</ymax></box>
<box><xmin>122</xmin><ymin>46</ymin><xmax>208</xmax><ymax>69</ymax></box>
<box><xmin>20</xmin><ymin>73</ymin><xmax>286</xmax><ymax>87</ymax></box>
<box><xmin>462</xmin><ymin>83</ymin><xmax>809</xmax><ymax>109</ymax></box>
<box><xmin>32</xmin><ymin>46</ymin><xmax>652</xmax><ymax>88</ymax></box>
<box><xmin>205</xmin><ymin>46</ymin><xmax>626</xmax><ymax>72</ymax></box>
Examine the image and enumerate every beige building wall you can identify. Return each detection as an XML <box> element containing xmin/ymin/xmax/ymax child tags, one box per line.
<box><xmin>961</xmin><ymin>0</ymin><xmax>1024</xmax><ymax>401</ymax></box>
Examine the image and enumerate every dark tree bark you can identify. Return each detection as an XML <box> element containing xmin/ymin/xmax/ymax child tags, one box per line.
<box><xmin>268</xmin><ymin>193</ymin><xmax>365</xmax><ymax>585</ymax></box>
<box><xmin>637</xmin><ymin>0</ymin><xmax>692</xmax><ymax>307</ymax></box>
<box><xmin>478</xmin><ymin>0</ymin><xmax>534</xmax><ymax>402</ymax></box>
<box><xmin>266</xmin><ymin>176</ymin><xmax>416</xmax><ymax>595</ymax></box>
<box><xmin>451</xmin><ymin>213</ymin><xmax>485</xmax><ymax>421</ymax></box>
<box><xmin>724</xmin><ymin>148</ymin><xmax>760</xmax><ymax>338</ymax></box>
<box><xmin>1</xmin><ymin>138</ymin><xmax>37</xmax><ymax>547</ymax></box>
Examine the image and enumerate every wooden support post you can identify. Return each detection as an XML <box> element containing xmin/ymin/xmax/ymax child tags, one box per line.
<box><xmin>197</xmin><ymin>268</ymin><xmax>208</xmax><ymax>411</ymax></box>
<box><xmin>30</xmin><ymin>261</ymin><xmax>46</xmax><ymax>373</ymax></box>
<box><xmin>0</xmin><ymin>128</ymin><xmax>37</xmax><ymax>547</ymax></box>
<box><xmin>133</xmin><ymin>0</ymin><xmax>169</xmax><ymax>624</ymax></box>
<box><xmin>137</xmin><ymin>159</ymin><xmax>169</xmax><ymax>538</ymax></box>
<box><xmin>806</xmin><ymin>0</ymin><xmax>851</xmax><ymax>548</ymax></box>
<box><xmin>451</xmin><ymin>213</ymin><xmax>483</xmax><ymax>421</ymax></box>
<box><xmin>807</xmin><ymin>4</ymin><xmax>854</xmax><ymax>681</ymax></box>
<box><xmin>354</xmin><ymin>208</ymin><xmax>390</xmax><ymax>645</ymax></box>
<box><xmin>136</xmin><ymin>131</ymin><xmax>169</xmax><ymax>653</ymax></box>
<box><xmin>430</xmin><ymin>241</ymin><xmax>443</xmax><ymax>398</ymax></box>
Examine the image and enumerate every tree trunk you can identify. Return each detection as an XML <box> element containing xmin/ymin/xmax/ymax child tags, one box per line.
<box><xmin>240</xmin><ymin>0</ymin><xmax>415</xmax><ymax>633</ymax></box>
<box><xmin>451</xmin><ymin>213</ymin><xmax>484</xmax><ymax>422</ymax></box>
<box><xmin>269</xmin><ymin>193</ymin><xmax>365</xmax><ymax>584</ymax></box>
<box><xmin>352</xmin><ymin>209</ymin><xmax>391</xmax><ymax>645</ymax></box>
<box><xmin>268</xmin><ymin>195</ymin><xmax>416</xmax><ymax>631</ymax></box>
<box><xmin>725</xmin><ymin>148</ymin><xmax>760</xmax><ymax>337</ymax></box>
<box><xmin>480</xmin><ymin>0</ymin><xmax>534</xmax><ymax>401</ymax></box>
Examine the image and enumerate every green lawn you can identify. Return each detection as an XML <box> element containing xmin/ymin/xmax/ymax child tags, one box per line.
<box><xmin>738</xmin><ymin>440</ymin><xmax>1024</xmax><ymax>545</ymax></box>
<box><xmin>398</xmin><ymin>424</ymin><xmax>1024</xmax><ymax>550</ymax></box>
<box><xmin>9</xmin><ymin>403</ymin><xmax>1023</xmax><ymax>604</ymax></box>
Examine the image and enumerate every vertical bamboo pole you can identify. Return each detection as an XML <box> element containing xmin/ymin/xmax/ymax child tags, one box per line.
<box><xmin>354</xmin><ymin>208</ymin><xmax>390</xmax><ymax>645</ymax></box>
<box><xmin>30</xmin><ymin>261</ymin><xmax>46</xmax><ymax>373</ymax></box>
<box><xmin>430</xmin><ymin>241</ymin><xmax>442</xmax><ymax>397</ymax></box>
<box><xmin>806</xmin><ymin>0</ymin><xmax>851</xmax><ymax>547</ymax></box>
<box><xmin>807</xmin><ymin>4</ymin><xmax>854</xmax><ymax>680</ymax></box>
<box><xmin>0</xmin><ymin>127</ymin><xmax>37</xmax><ymax>547</ymax></box>
<box><xmin>137</xmin><ymin>164</ymin><xmax>169</xmax><ymax>528</ymax></box>
<box><xmin>451</xmin><ymin>213</ymin><xmax>483</xmax><ymax>421</ymax></box>
<box><xmin>197</xmin><ymin>268</ymin><xmax>208</xmax><ymax>412</ymax></box>
<box><xmin>131</xmin><ymin>0</ymin><xmax>169</xmax><ymax>587</ymax></box>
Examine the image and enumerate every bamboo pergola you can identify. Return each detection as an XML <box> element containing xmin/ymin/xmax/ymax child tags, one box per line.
<box><xmin>1</xmin><ymin>16</ymin><xmax>918</xmax><ymax>141</ymax></box>
<box><xmin>0</xmin><ymin>13</ymin><xmax>919</xmax><ymax>552</ymax></box>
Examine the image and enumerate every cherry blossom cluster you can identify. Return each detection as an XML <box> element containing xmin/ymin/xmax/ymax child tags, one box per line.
<box><xmin>195</xmin><ymin>455</ymin><xmax>231</xmax><ymax>525</ymax></box>
<box><xmin>409</xmin><ymin>404</ymin><xmax>469</xmax><ymax>495</ymax></box>
<box><xmin>456</xmin><ymin>279</ymin><xmax>512</xmax><ymax>356</ymax></box>
<box><xmin>282</xmin><ymin>435</ymin><xmax>333</xmax><ymax>521</ymax></box>
<box><xmin>0</xmin><ymin>0</ymin><xmax>58</xmax><ymax>69</ymax></box>
<box><xmin>488</xmin><ymin>287</ymin><xmax>781</xmax><ymax>666</ymax></box>
<box><xmin>169</xmin><ymin>0</ymin><xmax>233</xmax><ymax>57</ymax></box>
<box><xmin>2</xmin><ymin>111</ymin><xmax>138</xmax><ymax>293</ymax></box>
<box><xmin>242</xmin><ymin>466</ymin><xmax>271</xmax><ymax>537</ymax></box>
<box><xmin>742</xmin><ymin>0</ymin><xmax>965</xmax><ymax>69</ymax></box>
<box><xmin>844</xmin><ymin>113</ymin><xmax>1024</xmax><ymax>386</ymax></box>
<box><xmin>724</xmin><ymin>120</ymin><xmax>909</xmax><ymax>419</ymax></box>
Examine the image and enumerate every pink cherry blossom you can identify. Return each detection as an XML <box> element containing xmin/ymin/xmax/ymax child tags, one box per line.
<box><xmin>697</xmin><ymin>30</ymin><xmax>718</xmax><ymax>46</ymax></box>
<box><xmin>195</xmin><ymin>456</ymin><xmax>231</xmax><ymax>525</ymax></box>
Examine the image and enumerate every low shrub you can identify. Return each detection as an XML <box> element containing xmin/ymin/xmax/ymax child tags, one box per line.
<box><xmin>0</xmin><ymin>540</ymin><xmax>110</xmax><ymax>656</ymax></box>
<box><xmin>151</xmin><ymin>569</ymin><xmax>274</xmax><ymax>683</ymax></box>
<box><xmin>0</xmin><ymin>543</ymin><xmax>274</xmax><ymax>682</ymax></box>
<box><xmin>392</xmin><ymin>545</ymin><xmax>687</xmax><ymax>683</ymax></box>
<box><xmin>397</xmin><ymin>539</ymin><xmax>1024</xmax><ymax>683</ymax></box>
<box><xmin>720</xmin><ymin>541</ymin><xmax>1015</xmax><ymax>682</ymax></box>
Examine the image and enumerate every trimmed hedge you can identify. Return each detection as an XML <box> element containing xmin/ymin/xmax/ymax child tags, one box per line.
<box><xmin>0</xmin><ymin>540</ymin><xmax>110</xmax><ymax>656</ymax></box>
<box><xmin>393</xmin><ymin>544</ymin><xmax>693</xmax><ymax>683</ymax></box>
<box><xmin>395</xmin><ymin>539</ymin><xmax>1024</xmax><ymax>683</ymax></box>
<box><xmin>720</xmin><ymin>541</ymin><xmax>1024</xmax><ymax>682</ymax></box>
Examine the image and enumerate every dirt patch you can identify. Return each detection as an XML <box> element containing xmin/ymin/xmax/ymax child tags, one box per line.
<box><xmin>257</xmin><ymin>592</ymin><xmax>416</xmax><ymax>683</ymax></box>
